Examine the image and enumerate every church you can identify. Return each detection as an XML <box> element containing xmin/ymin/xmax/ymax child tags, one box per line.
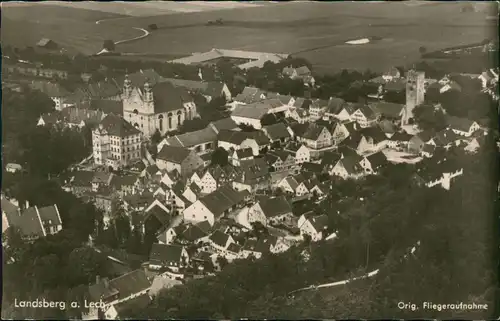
<box><xmin>122</xmin><ymin>75</ymin><xmax>198</xmax><ymax>138</ymax></box>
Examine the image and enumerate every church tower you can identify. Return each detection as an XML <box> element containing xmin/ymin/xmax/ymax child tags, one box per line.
<box><xmin>402</xmin><ymin>69</ymin><xmax>425</xmax><ymax>125</ymax></box>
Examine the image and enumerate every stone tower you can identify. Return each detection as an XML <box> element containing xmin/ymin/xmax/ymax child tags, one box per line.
<box><xmin>402</xmin><ymin>69</ymin><xmax>425</xmax><ymax>125</ymax></box>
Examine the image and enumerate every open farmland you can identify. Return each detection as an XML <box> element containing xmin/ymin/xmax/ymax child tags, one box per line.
<box><xmin>0</xmin><ymin>4</ymin><xmax>140</xmax><ymax>55</ymax></box>
<box><xmin>105</xmin><ymin>1</ymin><xmax>497</xmax><ymax>73</ymax></box>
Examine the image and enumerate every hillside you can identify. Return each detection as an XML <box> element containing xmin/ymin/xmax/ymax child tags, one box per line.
<box><xmin>1</xmin><ymin>4</ymin><xmax>140</xmax><ymax>55</ymax></box>
<box><xmin>50</xmin><ymin>1</ymin><xmax>265</xmax><ymax>17</ymax></box>
<box><xmin>103</xmin><ymin>1</ymin><xmax>498</xmax><ymax>73</ymax></box>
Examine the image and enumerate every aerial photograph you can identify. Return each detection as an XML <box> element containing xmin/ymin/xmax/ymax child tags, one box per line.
<box><xmin>1</xmin><ymin>1</ymin><xmax>499</xmax><ymax>319</ymax></box>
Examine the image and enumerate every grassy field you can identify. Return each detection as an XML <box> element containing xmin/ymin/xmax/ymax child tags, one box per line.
<box><xmin>1</xmin><ymin>2</ymin><xmax>497</xmax><ymax>72</ymax></box>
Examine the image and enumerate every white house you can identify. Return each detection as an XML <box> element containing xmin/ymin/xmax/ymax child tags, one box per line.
<box><xmin>149</xmin><ymin>243</ymin><xmax>189</xmax><ymax>272</ymax></box>
<box><xmin>446</xmin><ymin>116</ymin><xmax>481</xmax><ymax>137</ymax></box>
<box><xmin>284</xmin><ymin>143</ymin><xmax>310</xmax><ymax>164</ymax></box>
<box><xmin>299</xmin><ymin>214</ymin><xmax>329</xmax><ymax>242</ymax></box>
<box><xmin>329</xmin><ymin>156</ymin><xmax>364</xmax><ymax>180</ymax></box>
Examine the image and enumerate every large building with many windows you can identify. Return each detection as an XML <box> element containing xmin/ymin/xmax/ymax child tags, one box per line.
<box><xmin>122</xmin><ymin>75</ymin><xmax>198</xmax><ymax>138</ymax></box>
<box><xmin>93</xmin><ymin>113</ymin><xmax>143</xmax><ymax>169</ymax></box>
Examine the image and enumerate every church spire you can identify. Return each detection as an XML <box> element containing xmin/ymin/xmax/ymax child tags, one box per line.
<box><xmin>143</xmin><ymin>77</ymin><xmax>153</xmax><ymax>102</ymax></box>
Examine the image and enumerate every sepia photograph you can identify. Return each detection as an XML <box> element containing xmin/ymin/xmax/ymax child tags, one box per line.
<box><xmin>1</xmin><ymin>0</ymin><xmax>499</xmax><ymax>319</ymax></box>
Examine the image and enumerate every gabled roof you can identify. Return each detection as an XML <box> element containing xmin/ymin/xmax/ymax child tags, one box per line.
<box><xmin>422</xmin><ymin>143</ymin><xmax>436</xmax><ymax>154</ymax></box>
<box><xmin>384</xmin><ymin>79</ymin><xmax>406</xmax><ymax>92</ymax></box>
<box><xmin>89</xmin><ymin>99</ymin><xmax>123</xmax><ymax>116</ymax></box>
<box><xmin>144</xmin><ymin>204</ymin><xmax>171</xmax><ymax>226</ymax></box>
<box><xmin>373</xmin><ymin>102</ymin><xmax>404</xmax><ymax>118</ymax></box>
<box><xmin>268</xmin><ymin>150</ymin><xmax>293</xmax><ymax>162</ymax></box>
<box><xmin>70</xmin><ymin>170</ymin><xmax>95</xmax><ymax>186</ymax></box>
<box><xmin>306</xmin><ymin>214</ymin><xmax>329</xmax><ymax>232</ymax></box>
<box><xmin>149</xmin><ymin>243</ymin><xmax>184</xmax><ymax>264</ymax></box>
<box><xmin>97</xmin><ymin>114</ymin><xmax>141</xmax><ymax>138</ymax></box>
<box><xmin>145</xmin><ymin>164</ymin><xmax>161</xmax><ymax>176</ymax></box>
<box><xmin>36</xmin><ymin>38</ymin><xmax>56</xmax><ymax>47</ymax></box>
<box><xmin>415</xmin><ymin>129</ymin><xmax>436</xmax><ymax>142</ymax></box>
<box><xmin>259</xmin><ymin>196</ymin><xmax>292</xmax><ymax>218</ymax></box>
<box><xmin>151</xmin><ymin>82</ymin><xmax>194</xmax><ymax>113</ymax></box>
<box><xmin>263</xmin><ymin>122</ymin><xmax>291</xmax><ymax>140</ymax></box>
<box><xmin>37</xmin><ymin>204</ymin><xmax>62</xmax><ymax>227</ymax></box>
<box><xmin>209</xmin><ymin>117</ymin><xmax>239</xmax><ymax>133</ymax></box>
<box><xmin>199</xmin><ymin>185</ymin><xmax>249</xmax><ymax>218</ymax></box>
<box><xmin>365</xmin><ymin>152</ymin><xmax>388</xmax><ymax>170</ymax></box>
<box><xmin>295</xmin><ymin>65</ymin><xmax>312</xmax><ymax>76</ymax></box>
<box><xmin>235</xmin><ymin>148</ymin><xmax>254</xmax><ymax>159</ymax></box>
<box><xmin>227</xmin><ymin>243</ymin><xmax>242</xmax><ymax>254</ymax></box>
<box><xmin>301</xmin><ymin>124</ymin><xmax>329</xmax><ymax>141</ymax></box>
<box><xmin>166</xmin><ymin>127</ymin><xmax>217</xmax><ymax>148</ymax></box>
<box><xmin>354</xmin><ymin>104</ymin><xmax>378</xmax><ymax>119</ymax></box>
<box><xmin>434</xmin><ymin>129</ymin><xmax>461</xmax><ymax>146</ymax></box>
<box><xmin>231</xmin><ymin>103</ymin><xmax>270</xmax><ymax>120</ymax></box>
<box><xmin>1</xmin><ymin>196</ymin><xmax>19</xmax><ymax>217</ymax></box>
<box><xmin>60</xmin><ymin>107</ymin><xmax>105</xmax><ymax>127</ymax></box>
<box><xmin>162</xmin><ymin>78</ymin><xmax>226</xmax><ymax>97</ymax></box>
<box><xmin>301</xmin><ymin>162</ymin><xmax>324</xmax><ymax>173</ymax></box>
<box><xmin>360</xmin><ymin>127</ymin><xmax>388</xmax><ymax>144</ymax></box>
<box><xmin>181</xmin><ymin>224</ymin><xmax>209</xmax><ymax>242</ymax></box>
<box><xmin>122</xmin><ymin>69</ymin><xmax>164</xmax><ymax>88</ymax></box>
<box><xmin>284</xmin><ymin>141</ymin><xmax>307</xmax><ymax>153</ymax></box>
<box><xmin>157</xmin><ymin>145</ymin><xmax>192</xmax><ymax>164</ymax></box>
<box><xmin>238</xmin><ymin>158</ymin><xmax>270</xmax><ymax>184</ymax></box>
<box><xmin>282</xmin><ymin>176</ymin><xmax>299</xmax><ymax>191</ymax></box>
<box><xmin>86</xmin><ymin>80</ymin><xmax>122</xmax><ymax>99</ymax></box>
<box><xmin>98</xmin><ymin>269</ymin><xmax>150</xmax><ymax>302</ymax></box>
<box><xmin>209</xmin><ymin>230</ymin><xmax>231</xmax><ymax>247</ymax></box>
<box><xmin>289</xmin><ymin>122</ymin><xmax>310</xmax><ymax>137</ymax></box>
<box><xmin>233</xmin><ymin>86</ymin><xmax>268</xmax><ymax>104</ymax></box>
<box><xmin>327</xmin><ymin>97</ymin><xmax>347</xmax><ymax>114</ymax></box>
<box><xmin>390</xmin><ymin>131</ymin><xmax>413</xmax><ymax>142</ymax></box>
<box><xmin>218</xmin><ymin>129</ymin><xmax>249</xmax><ymax>145</ymax></box>
<box><xmin>242</xmin><ymin>238</ymin><xmax>271</xmax><ymax>254</ymax></box>
<box><xmin>446</xmin><ymin>115</ymin><xmax>476</xmax><ymax>132</ymax></box>
<box><xmin>321</xmin><ymin>151</ymin><xmax>342</xmax><ymax>166</ymax></box>
<box><xmin>195</xmin><ymin>220</ymin><xmax>212</xmax><ymax>234</ymax></box>
<box><xmin>337</xmin><ymin>156</ymin><xmax>363</xmax><ymax>175</ymax></box>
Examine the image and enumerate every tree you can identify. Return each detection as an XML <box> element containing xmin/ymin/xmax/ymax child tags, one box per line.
<box><xmin>412</xmin><ymin>103</ymin><xmax>447</xmax><ymax>131</ymax></box>
<box><xmin>177</xmin><ymin>117</ymin><xmax>209</xmax><ymax>134</ymax></box>
<box><xmin>211</xmin><ymin>147</ymin><xmax>229</xmax><ymax>167</ymax></box>
<box><xmin>67</xmin><ymin>247</ymin><xmax>110</xmax><ymax>285</ymax></box>
<box><xmin>148</xmin><ymin>24</ymin><xmax>158</xmax><ymax>31</ymax></box>
<box><xmin>151</xmin><ymin>129</ymin><xmax>162</xmax><ymax>145</ymax></box>
<box><xmin>103</xmin><ymin>40</ymin><xmax>115</xmax><ymax>52</ymax></box>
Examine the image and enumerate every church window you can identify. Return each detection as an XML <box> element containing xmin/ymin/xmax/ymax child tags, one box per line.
<box><xmin>168</xmin><ymin>115</ymin><xmax>172</xmax><ymax>128</ymax></box>
<box><xmin>159</xmin><ymin>115</ymin><xmax>164</xmax><ymax>132</ymax></box>
<box><xmin>133</xmin><ymin>109</ymin><xmax>138</xmax><ymax>115</ymax></box>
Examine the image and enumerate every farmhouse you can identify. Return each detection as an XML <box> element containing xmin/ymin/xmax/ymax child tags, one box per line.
<box><xmin>183</xmin><ymin>185</ymin><xmax>249</xmax><ymax>226</ymax></box>
<box><xmin>169</xmin><ymin>48</ymin><xmax>289</xmax><ymax>70</ymax></box>
<box><xmin>36</xmin><ymin>38</ymin><xmax>58</xmax><ymax>50</ymax></box>
<box><xmin>149</xmin><ymin>243</ymin><xmax>189</xmax><ymax>271</ymax></box>
<box><xmin>156</xmin><ymin>145</ymin><xmax>204</xmax><ymax>177</ymax></box>
<box><xmin>230</xmin><ymin>148</ymin><xmax>254</xmax><ymax>167</ymax></box>
<box><xmin>282</xmin><ymin>65</ymin><xmax>315</xmax><ymax>86</ymax></box>
<box><xmin>160</xmin><ymin>126</ymin><xmax>217</xmax><ymax>155</ymax></box>
<box><xmin>445</xmin><ymin>115</ymin><xmax>481</xmax><ymax>137</ymax></box>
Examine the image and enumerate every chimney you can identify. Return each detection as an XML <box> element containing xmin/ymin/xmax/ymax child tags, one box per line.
<box><xmin>25</xmin><ymin>200</ymin><xmax>30</xmax><ymax>209</ymax></box>
<box><xmin>103</xmin><ymin>278</ymin><xmax>109</xmax><ymax>288</ymax></box>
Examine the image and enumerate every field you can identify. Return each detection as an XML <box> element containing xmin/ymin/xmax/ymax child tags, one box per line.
<box><xmin>2</xmin><ymin>2</ymin><xmax>497</xmax><ymax>73</ymax></box>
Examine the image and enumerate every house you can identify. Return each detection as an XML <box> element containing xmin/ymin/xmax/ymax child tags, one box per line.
<box><xmin>359</xmin><ymin>152</ymin><xmax>389</xmax><ymax>174</ymax></box>
<box><xmin>233</xmin><ymin>158</ymin><xmax>271</xmax><ymax>193</ymax></box>
<box><xmin>82</xmin><ymin>79</ymin><xmax>123</xmax><ymax>101</ymax></box>
<box><xmin>277</xmin><ymin>176</ymin><xmax>300</xmax><ymax>195</ymax></box>
<box><xmin>177</xmin><ymin>222</ymin><xmax>211</xmax><ymax>245</ymax></box>
<box><xmin>182</xmin><ymin>183</ymin><xmax>202</xmax><ymax>204</ymax></box>
<box><xmin>357</xmin><ymin>127</ymin><xmax>389</xmax><ymax>154</ymax></box>
<box><xmin>141</xmin><ymin>164</ymin><xmax>163</xmax><ymax>182</ymax></box>
<box><xmin>248</xmin><ymin>195</ymin><xmax>294</xmax><ymax>226</ymax></box>
<box><xmin>415</xmin><ymin>167</ymin><xmax>464</xmax><ymax>190</ymax></box>
<box><xmin>160</xmin><ymin>126</ymin><xmax>217</xmax><ymax>155</ymax></box>
<box><xmin>110</xmin><ymin>174</ymin><xmax>140</xmax><ymax>197</ymax></box>
<box><xmin>230</xmin><ymin>148</ymin><xmax>254</xmax><ymax>167</ymax></box>
<box><xmin>1</xmin><ymin>196</ymin><xmax>20</xmax><ymax>234</ymax></box>
<box><xmin>3</xmin><ymin>203</ymin><xmax>63</xmax><ymax>242</ymax></box>
<box><xmin>446</xmin><ymin>115</ymin><xmax>481</xmax><ymax>137</ymax></box>
<box><xmin>429</xmin><ymin>129</ymin><xmax>463</xmax><ymax>149</ymax></box>
<box><xmin>282</xmin><ymin>65</ymin><xmax>315</xmax><ymax>86</ymax></box>
<box><xmin>168</xmin><ymin>183</ymin><xmax>192</xmax><ymax>214</ymax></box>
<box><xmin>208</xmin><ymin>117</ymin><xmax>240</xmax><ymax>134</ymax></box>
<box><xmin>159</xmin><ymin>170</ymin><xmax>181</xmax><ymax>189</ymax></box>
<box><xmin>122</xmin><ymin>191</ymin><xmax>154</xmax><ymax>212</ymax></box>
<box><xmin>240</xmin><ymin>238</ymin><xmax>272</xmax><ymax>259</ymax></box>
<box><xmin>297</xmin><ymin>124</ymin><xmax>333</xmax><ymax>150</ymax></box>
<box><xmin>93</xmin><ymin>114</ymin><xmax>143</xmax><ymax>170</ymax></box>
<box><xmin>265</xmin><ymin>150</ymin><xmax>295</xmax><ymax>172</ymax></box>
<box><xmin>372</xmin><ymin>101</ymin><xmax>404</xmax><ymax>123</ymax></box>
<box><xmin>57</xmin><ymin>107</ymin><xmax>106</xmax><ymax>129</ymax></box>
<box><xmin>87</xmin><ymin>270</ymin><xmax>151</xmax><ymax>319</ymax></box>
<box><xmin>308</xmin><ymin>99</ymin><xmax>329</xmax><ymax>120</ymax></box>
<box><xmin>197</xmin><ymin>165</ymin><xmax>241</xmax><ymax>194</ymax></box>
<box><xmin>478</xmin><ymin>68</ymin><xmax>499</xmax><ymax>89</ymax></box>
<box><xmin>269</xmin><ymin>236</ymin><xmax>293</xmax><ymax>254</ymax></box>
<box><xmin>208</xmin><ymin>230</ymin><xmax>235</xmax><ymax>252</ymax></box>
<box><xmin>262</xmin><ymin>122</ymin><xmax>293</xmax><ymax>146</ymax></box>
<box><xmin>463</xmin><ymin>131</ymin><xmax>485</xmax><ymax>154</ymax></box>
<box><xmin>36</xmin><ymin>38</ymin><xmax>58</xmax><ymax>50</ymax></box>
<box><xmin>408</xmin><ymin>130</ymin><xmax>436</xmax><ymax>153</ymax></box>
<box><xmin>285</xmin><ymin>106</ymin><xmax>310</xmax><ymax>123</ymax></box>
<box><xmin>332</xmin><ymin>122</ymin><xmax>360</xmax><ymax>145</ymax></box>
<box><xmin>387</xmin><ymin>131</ymin><xmax>413</xmax><ymax>150</ymax></box>
<box><xmin>299</xmin><ymin>214</ymin><xmax>329</xmax><ymax>242</ymax></box>
<box><xmin>324</xmin><ymin>97</ymin><xmax>349</xmax><ymax>121</ymax></box>
<box><xmin>230</xmin><ymin>101</ymin><xmax>271</xmax><ymax>129</ymax></box>
<box><xmin>420</xmin><ymin>143</ymin><xmax>436</xmax><ymax>158</ymax></box>
<box><xmin>330</xmin><ymin>155</ymin><xmax>364</xmax><ymax>179</ymax></box>
<box><xmin>149</xmin><ymin>243</ymin><xmax>189</xmax><ymax>271</ymax></box>
<box><xmin>230</xmin><ymin>86</ymin><xmax>273</xmax><ymax>108</ymax></box>
<box><xmin>310</xmin><ymin>181</ymin><xmax>331</xmax><ymax>199</ymax></box>
<box><xmin>191</xmin><ymin>251</ymin><xmax>217</xmax><ymax>273</ymax></box>
<box><xmin>319</xmin><ymin>151</ymin><xmax>342</xmax><ymax>174</ymax></box>
<box><xmin>156</xmin><ymin>145</ymin><xmax>204</xmax><ymax>177</ymax></box>
<box><xmin>183</xmin><ymin>185</ymin><xmax>249</xmax><ymax>226</ymax></box>
<box><xmin>162</xmin><ymin>78</ymin><xmax>232</xmax><ymax>102</ymax></box>
<box><xmin>350</xmin><ymin>104</ymin><xmax>379</xmax><ymax>128</ymax></box>
<box><xmin>217</xmin><ymin>130</ymin><xmax>270</xmax><ymax>156</ymax></box>
<box><xmin>5</xmin><ymin>163</ymin><xmax>22</xmax><ymax>174</ymax></box>
<box><xmin>143</xmin><ymin>200</ymin><xmax>172</xmax><ymax>237</ymax></box>
<box><xmin>29</xmin><ymin>80</ymin><xmax>72</xmax><ymax>110</ymax></box>
<box><xmin>284</xmin><ymin>142</ymin><xmax>310</xmax><ymax>164</ymax></box>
